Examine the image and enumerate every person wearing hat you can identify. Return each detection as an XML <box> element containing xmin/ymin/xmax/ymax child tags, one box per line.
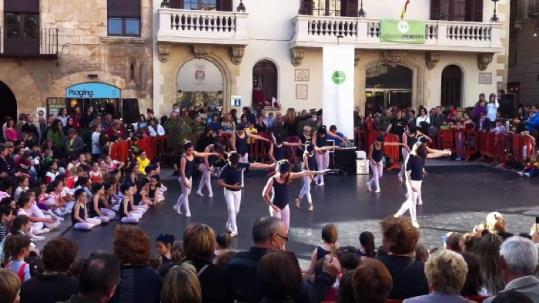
<box><xmin>367</xmin><ymin>135</ymin><xmax>405</xmax><ymax>193</ymax></box>
<box><xmin>295</xmin><ymin>142</ymin><xmax>339</xmax><ymax>211</ymax></box>
<box><xmin>394</xmin><ymin>137</ymin><xmax>451</xmax><ymax>228</ymax></box>
<box><xmin>231</xmin><ymin>123</ymin><xmax>270</xmax><ymax>163</ymax></box>
<box><xmin>218</xmin><ymin>151</ymin><xmax>275</xmax><ymax>238</ymax></box>
<box><xmin>262</xmin><ymin>159</ymin><xmax>329</xmax><ymax>231</ymax></box>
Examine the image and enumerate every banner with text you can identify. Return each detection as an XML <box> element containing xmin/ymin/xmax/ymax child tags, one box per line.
<box><xmin>322</xmin><ymin>46</ymin><xmax>354</xmax><ymax>138</ymax></box>
<box><xmin>380</xmin><ymin>20</ymin><xmax>426</xmax><ymax>44</ymax></box>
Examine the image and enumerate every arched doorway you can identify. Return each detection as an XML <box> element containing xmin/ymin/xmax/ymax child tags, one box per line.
<box><xmin>252</xmin><ymin>60</ymin><xmax>278</xmax><ymax>109</ymax></box>
<box><xmin>365</xmin><ymin>64</ymin><xmax>413</xmax><ymax>112</ymax></box>
<box><xmin>441</xmin><ymin>65</ymin><xmax>463</xmax><ymax>107</ymax></box>
<box><xmin>0</xmin><ymin>81</ymin><xmax>17</xmax><ymax>123</ymax></box>
<box><xmin>177</xmin><ymin>58</ymin><xmax>224</xmax><ymax>111</ymax></box>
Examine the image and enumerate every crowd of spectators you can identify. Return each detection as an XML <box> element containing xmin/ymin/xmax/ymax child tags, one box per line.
<box><xmin>0</xmin><ymin>213</ymin><xmax>538</xmax><ymax>303</ymax></box>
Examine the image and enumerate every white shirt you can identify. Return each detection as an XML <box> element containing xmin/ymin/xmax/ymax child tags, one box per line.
<box><xmin>149</xmin><ymin>124</ymin><xmax>165</xmax><ymax>137</ymax></box>
<box><xmin>416</xmin><ymin>115</ymin><xmax>430</xmax><ymax>127</ymax></box>
<box><xmin>487</xmin><ymin>101</ymin><xmax>499</xmax><ymax>122</ymax></box>
<box><xmin>91</xmin><ymin>131</ymin><xmax>101</xmax><ymax>155</ymax></box>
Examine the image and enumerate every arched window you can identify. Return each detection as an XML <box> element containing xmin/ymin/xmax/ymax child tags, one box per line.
<box><xmin>0</xmin><ymin>81</ymin><xmax>18</xmax><ymax>124</ymax></box>
<box><xmin>177</xmin><ymin>58</ymin><xmax>224</xmax><ymax>109</ymax></box>
<box><xmin>441</xmin><ymin>65</ymin><xmax>463</xmax><ymax>107</ymax></box>
<box><xmin>252</xmin><ymin>60</ymin><xmax>278</xmax><ymax>109</ymax></box>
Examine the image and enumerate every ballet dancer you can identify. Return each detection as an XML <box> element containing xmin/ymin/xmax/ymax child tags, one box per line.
<box><xmin>394</xmin><ymin>137</ymin><xmax>451</xmax><ymax>228</ymax></box>
<box><xmin>268</xmin><ymin>135</ymin><xmax>303</xmax><ymax>162</ymax></box>
<box><xmin>196</xmin><ymin>143</ymin><xmax>225</xmax><ymax>198</ymax></box>
<box><xmin>398</xmin><ymin>124</ymin><xmax>431</xmax><ymax>182</ymax></box>
<box><xmin>366</xmin><ymin>135</ymin><xmax>405</xmax><ymax>193</ymax></box>
<box><xmin>231</xmin><ymin>124</ymin><xmax>270</xmax><ymax>163</ymax></box>
<box><xmin>218</xmin><ymin>151</ymin><xmax>275</xmax><ymax>237</ymax></box>
<box><xmin>311</xmin><ymin>125</ymin><xmax>343</xmax><ymax>186</ymax></box>
<box><xmin>295</xmin><ymin>142</ymin><xmax>339</xmax><ymax>211</ymax></box>
<box><xmin>174</xmin><ymin>141</ymin><xmax>220</xmax><ymax>217</ymax></box>
<box><xmin>262</xmin><ymin>159</ymin><xmax>329</xmax><ymax>231</ymax></box>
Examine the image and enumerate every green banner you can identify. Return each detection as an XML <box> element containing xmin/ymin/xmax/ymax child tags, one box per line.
<box><xmin>380</xmin><ymin>20</ymin><xmax>426</xmax><ymax>44</ymax></box>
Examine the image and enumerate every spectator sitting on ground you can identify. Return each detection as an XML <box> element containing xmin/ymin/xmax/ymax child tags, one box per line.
<box><xmin>377</xmin><ymin>216</ymin><xmax>429</xmax><ymax>300</ymax></box>
<box><xmin>484</xmin><ymin>236</ymin><xmax>539</xmax><ymax>303</ymax></box>
<box><xmin>20</xmin><ymin>237</ymin><xmax>79</xmax><ymax>303</ymax></box>
<box><xmin>60</xmin><ymin>253</ymin><xmax>121</xmax><ymax>303</ymax></box>
<box><xmin>403</xmin><ymin>249</ymin><xmax>472</xmax><ymax>303</ymax></box>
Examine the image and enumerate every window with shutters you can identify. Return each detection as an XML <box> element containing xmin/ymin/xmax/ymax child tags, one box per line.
<box><xmin>430</xmin><ymin>0</ymin><xmax>482</xmax><ymax>21</ymax></box>
<box><xmin>107</xmin><ymin>0</ymin><xmax>141</xmax><ymax>37</ymax></box>
<box><xmin>4</xmin><ymin>0</ymin><xmax>41</xmax><ymax>55</ymax></box>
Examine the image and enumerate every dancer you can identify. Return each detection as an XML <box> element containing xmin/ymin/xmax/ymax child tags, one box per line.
<box><xmin>366</xmin><ymin>135</ymin><xmax>404</xmax><ymax>193</ymax></box>
<box><xmin>394</xmin><ymin>137</ymin><xmax>451</xmax><ymax>228</ymax></box>
<box><xmin>71</xmin><ymin>189</ymin><xmax>101</xmax><ymax>231</ymax></box>
<box><xmin>218</xmin><ymin>151</ymin><xmax>275</xmax><ymax>237</ymax></box>
<box><xmin>262</xmin><ymin>159</ymin><xmax>329</xmax><ymax>231</ymax></box>
<box><xmin>311</xmin><ymin>125</ymin><xmax>342</xmax><ymax>186</ymax></box>
<box><xmin>174</xmin><ymin>141</ymin><xmax>219</xmax><ymax>217</ymax></box>
<box><xmin>268</xmin><ymin>135</ymin><xmax>303</xmax><ymax>162</ymax></box>
<box><xmin>398</xmin><ymin>124</ymin><xmax>431</xmax><ymax>182</ymax></box>
<box><xmin>231</xmin><ymin>124</ymin><xmax>270</xmax><ymax>163</ymax></box>
<box><xmin>196</xmin><ymin>143</ymin><xmax>224</xmax><ymax>198</ymax></box>
<box><xmin>295</xmin><ymin>142</ymin><xmax>339</xmax><ymax>211</ymax></box>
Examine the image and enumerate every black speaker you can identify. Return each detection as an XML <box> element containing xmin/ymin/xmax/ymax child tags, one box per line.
<box><xmin>332</xmin><ymin>149</ymin><xmax>356</xmax><ymax>175</ymax></box>
<box><xmin>122</xmin><ymin>98</ymin><xmax>140</xmax><ymax>124</ymax></box>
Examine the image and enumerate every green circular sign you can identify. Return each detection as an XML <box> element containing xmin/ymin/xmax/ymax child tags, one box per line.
<box><xmin>332</xmin><ymin>70</ymin><xmax>346</xmax><ymax>85</ymax></box>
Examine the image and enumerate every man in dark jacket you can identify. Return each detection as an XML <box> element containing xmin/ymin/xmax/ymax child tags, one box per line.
<box><xmin>227</xmin><ymin>216</ymin><xmax>340</xmax><ymax>303</ymax></box>
<box><xmin>66</xmin><ymin>128</ymin><xmax>85</xmax><ymax>160</ymax></box>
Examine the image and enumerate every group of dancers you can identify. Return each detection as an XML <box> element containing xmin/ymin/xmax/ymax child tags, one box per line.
<box><xmin>175</xmin><ymin>123</ymin><xmax>451</xmax><ymax>236</ymax></box>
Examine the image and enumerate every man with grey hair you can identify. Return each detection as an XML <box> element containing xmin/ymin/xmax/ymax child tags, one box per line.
<box><xmin>485</xmin><ymin>236</ymin><xmax>539</xmax><ymax>303</ymax></box>
<box><xmin>227</xmin><ymin>216</ymin><xmax>340</xmax><ymax>303</ymax></box>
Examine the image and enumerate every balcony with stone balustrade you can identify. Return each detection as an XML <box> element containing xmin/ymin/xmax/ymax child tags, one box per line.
<box><xmin>290</xmin><ymin>15</ymin><xmax>504</xmax><ymax>53</ymax></box>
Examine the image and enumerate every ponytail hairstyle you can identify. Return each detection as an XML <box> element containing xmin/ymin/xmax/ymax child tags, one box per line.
<box><xmin>359</xmin><ymin>231</ymin><xmax>376</xmax><ymax>258</ymax></box>
<box><xmin>322</xmin><ymin>224</ymin><xmax>339</xmax><ymax>257</ymax></box>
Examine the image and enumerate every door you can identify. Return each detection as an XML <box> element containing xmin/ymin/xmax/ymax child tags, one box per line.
<box><xmin>388</xmin><ymin>90</ymin><xmax>412</xmax><ymax>108</ymax></box>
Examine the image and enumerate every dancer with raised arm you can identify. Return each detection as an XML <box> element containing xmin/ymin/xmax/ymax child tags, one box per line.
<box><xmin>268</xmin><ymin>135</ymin><xmax>303</xmax><ymax>162</ymax></box>
<box><xmin>311</xmin><ymin>125</ymin><xmax>342</xmax><ymax>186</ymax></box>
<box><xmin>218</xmin><ymin>151</ymin><xmax>275</xmax><ymax>237</ymax></box>
<box><xmin>394</xmin><ymin>137</ymin><xmax>451</xmax><ymax>228</ymax></box>
<box><xmin>262</xmin><ymin>160</ymin><xmax>329</xmax><ymax>231</ymax></box>
<box><xmin>295</xmin><ymin>142</ymin><xmax>339</xmax><ymax>211</ymax></box>
<box><xmin>174</xmin><ymin>141</ymin><xmax>220</xmax><ymax>217</ymax></box>
<box><xmin>398</xmin><ymin>124</ymin><xmax>432</xmax><ymax>182</ymax></box>
<box><xmin>367</xmin><ymin>135</ymin><xmax>405</xmax><ymax>193</ymax></box>
<box><xmin>231</xmin><ymin>124</ymin><xmax>270</xmax><ymax>163</ymax></box>
<box><xmin>196</xmin><ymin>143</ymin><xmax>225</xmax><ymax>198</ymax></box>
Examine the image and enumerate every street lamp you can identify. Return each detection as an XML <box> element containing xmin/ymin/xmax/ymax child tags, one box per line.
<box><xmin>358</xmin><ymin>0</ymin><xmax>366</xmax><ymax>18</ymax></box>
<box><xmin>490</xmin><ymin>0</ymin><xmax>500</xmax><ymax>22</ymax></box>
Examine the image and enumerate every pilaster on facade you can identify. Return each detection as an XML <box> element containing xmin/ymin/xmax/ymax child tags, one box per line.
<box><xmin>477</xmin><ymin>53</ymin><xmax>494</xmax><ymax>71</ymax></box>
<box><xmin>290</xmin><ymin>47</ymin><xmax>305</xmax><ymax>66</ymax></box>
<box><xmin>354</xmin><ymin>49</ymin><xmax>360</xmax><ymax>66</ymax></box>
<box><xmin>425</xmin><ymin>52</ymin><xmax>441</xmax><ymax>69</ymax></box>
<box><xmin>230</xmin><ymin>46</ymin><xmax>245</xmax><ymax>65</ymax></box>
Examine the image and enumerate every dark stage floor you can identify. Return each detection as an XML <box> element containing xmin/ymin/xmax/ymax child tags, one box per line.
<box><xmin>60</xmin><ymin>164</ymin><xmax>539</xmax><ymax>261</ymax></box>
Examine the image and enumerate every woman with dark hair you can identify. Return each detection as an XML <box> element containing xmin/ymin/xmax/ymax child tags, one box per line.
<box><xmin>174</xmin><ymin>141</ymin><xmax>219</xmax><ymax>217</ymax></box>
<box><xmin>63</xmin><ymin>117</ymin><xmax>75</xmax><ymax>135</ymax></box>
<box><xmin>4</xmin><ymin>119</ymin><xmax>18</xmax><ymax>142</ymax></box>
<box><xmin>58</xmin><ymin>108</ymin><xmax>69</xmax><ymax>127</ymax></box>
<box><xmin>182</xmin><ymin>223</ymin><xmax>229</xmax><ymax>303</ymax></box>
<box><xmin>112</xmin><ymin>225</ymin><xmax>161</xmax><ymax>303</ymax></box>
<box><xmin>358</xmin><ymin>231</ymin><xmax>376</xmax><ymax>259</ymax></box>
<box><xmin>394</xmin><ymin>138</ymin><xmax>451</xmax><ymax>227</ymax></box>
<box><xmin>46</xmin><ymin>120</ymin><xmax>65</xmax><ymax>153</ymax></box>
<box><xmin>257</xmin><ymin>250</ymin><xmax>303</xmax><ymax>303</ymax></box>
<box><xmin>476</xmin><ymin>233</ymin><xmax>504</xmax><ymax>296</ymax></box>
<box><xmin>460</xmin><ymin>252</ymin><xmax>482</xmax><ymax>297</ymax></box>
<box><xmin>263</xmin><ymin>160</ymin><xmax>328</xmax><ymax>231</ymax></box>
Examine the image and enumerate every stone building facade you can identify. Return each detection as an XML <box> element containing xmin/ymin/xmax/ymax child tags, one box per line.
<box><xmin>0</xmin><ymin>0</ymin><xmax>153</xmax><ymax>121</ymax></box>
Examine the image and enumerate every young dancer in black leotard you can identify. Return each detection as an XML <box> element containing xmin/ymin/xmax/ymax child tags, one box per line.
<box><xmin>268</xmin><ymin>135</ymin><xmax>303</xmax><ymax>163</ymax></box>
<box><xmin>174</xmin><ymin>141</ymin><xmax>219</xmax><ymax>217</ymax></box>
<box><xmin>367</xmin><ymin>136</ymin><xmax>404</xmax><ymax>193</ymax></box>
<box><xmin>231</xmin><ymin>124</ymin><xmax>270</xmax><ymax>163</ymax></box>
<box><xmin>262</xmin><ymin>160</ymin><xmax>329</xmax><ymax>231</ymax></box>
<box><xmin>196</xmin><ymin>143</ymin><xmax>225</xmax><ymax>198</ymax></box>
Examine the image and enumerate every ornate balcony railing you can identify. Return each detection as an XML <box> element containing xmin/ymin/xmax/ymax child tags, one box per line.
<box><xmin>0</xmin><ymin>27</ymin><xmax>58</xmax><ymax>57</ymax></box>
<box><xmin>291</xmin><ymin>15</ymin><xmax>503</xmax><ymax>53</ymax></box>
<box><xmin>157</xmin><ymin>8</ymin><xmax>249</xmax><ymax>45</ymax></box>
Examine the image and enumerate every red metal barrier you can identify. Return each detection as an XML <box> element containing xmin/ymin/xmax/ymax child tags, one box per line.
<box><xmin>110</xmin><ymin>141</ymin><xmax>130</xmax><ymax>163</ymax></box>
<box><xmin>384</xmin><ymin>133</ymin><xmax>401</xmax><ymax>170</ymax></box>
<box><xmin>248</xmin><ymin>132</ymin><xmax>271</xmax><ymax>162</ymax></box>
<box><xmin>464</xmin><ymin>130</ymin><xmax>478</xmax><ymax>160</ymax></box>
<box><xmin>523</xmin><ymin>135</ymin><xmax>537</xmax><ymax>161</ymax></box>
<box><xmin>110</xmin><ymin>136</ymin><xmax>167</xmax><ymax>163</ymax></box>
<box><xmin>438</xmin><ymin>129</ymin><xmax>455</xmax><ymax>151</ymax></box>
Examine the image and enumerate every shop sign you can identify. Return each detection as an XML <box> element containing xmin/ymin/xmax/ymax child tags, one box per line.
<box><xmin>66</xmin><ymin>82</ymin><xmax>121</xmax><ymax>99</ymax></box>
<box><xmin>380</xmin><ymin>20</ymin><xmax>426</xmax><ymax>44</ymax></box>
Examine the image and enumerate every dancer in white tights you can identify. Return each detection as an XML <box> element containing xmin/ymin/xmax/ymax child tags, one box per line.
<box><xmin>231</xmin><ymin>124</ymin><xmax>270</xmax><ymax>163</ymax></box>
<box><xmin>218</xmin><ymin>151</ymin><xmax>275</xmax><ymax>237</ymax></box>
<box><xmin>398</xmin><ymin>125</ymin><xmax>431</xmax><ymax>182</ymax></box>
<box><xmin>366</xmin><ymin>135</ymin><xmax>404</xmax><ymax>193</ymax></box>
<box><xmin>196</xmin><ymin>143</ymin><xmax>225</xmax><ymax>198</ymax></box>
<box><xmin>263</xmin><ymin>160</ymin><xmax>329</xmax><ymax>231</ymax></box>
<box><xmin>174</xmin><ymin>141</ymin><xmax>219</xmax><ymax>217</ymax></box>
<box><xmin>394</xmin><ymin>138</ymin><xmax>451</xmax><ymax>228</ymax></box>
<box><xmin>311</xmin><ymin>125</ymin><xmax>343</xmax><ymax>186</ymax></box>
<box><xmin>295</xmin><ymin>142</ymin><xmax>339</xmax><ymax>211</ymax></box>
